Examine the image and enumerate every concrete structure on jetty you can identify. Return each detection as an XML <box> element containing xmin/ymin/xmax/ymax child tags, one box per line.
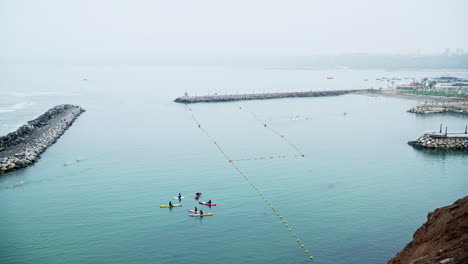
<box><xmin>174</xmin><ymin>89</ymin><xmax>363</xmax><ymax>103</ymax></box>
<box><xmin>408</xmin><ymin>132</ymin><xmax>468</xmax><ymax>150</ymax></box>
<box><xmin>0</xmin><ymin>104</ymin><xmax>85</xmax><ymax>173</ymax></box>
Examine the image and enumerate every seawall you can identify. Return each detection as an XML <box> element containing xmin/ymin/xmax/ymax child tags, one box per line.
<box><xmin>0</xmin><ymin>104</ymin><xmax>85</xmax><ymax>173</ymax></box>
<box><xmin>408</xmin><ymin>105</ymin><xmax>468</xmax><ymax>115</ymax></box>
<box><xmin>174</xmin><ymin>89</ymin><xmax>363</xmax><ymax>103</ymax></box>
<box><xmin>408</xmin><ymin>133</ymin><xmax>468</xmax><ymax>150</ymax></box>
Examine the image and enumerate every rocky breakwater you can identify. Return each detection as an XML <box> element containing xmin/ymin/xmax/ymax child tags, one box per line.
<box><xmin>388</xmin><ymin>196</ymin><xmax>468</xmax><ymax>264</ymax></box>
<box><xmin>0</xmin><ymin>104</ymin><xmax>85</xmax><ymax>173</ymax></box>
<box><xmin>408</xmin><ymin>134</ymin><xmax>468</xmax><ymax>150</ymax></box>
<box><xmin>408</xmin><ymin>105</ymin><xmax>468</xmax><ymax>115</ymax></box>
<box><xmin>174</xmin><ymin>89</ymin><xmax>362</xmax><ymax>103</ymax></box>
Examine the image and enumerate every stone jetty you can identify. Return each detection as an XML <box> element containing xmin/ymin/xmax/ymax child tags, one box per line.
<box><xmin>0</xmin><ymin>104</ymin><xmax>85</xmax><ymax>173</ymax></box>
<box><xmin>174</xmin><ymin>90</ymin><xmax>363</xmax><ymax>103</ymax></box>
<box><xmin>408</xmin><ymin>105</ymin><xmax>468</xmax><ymax>115</ymax></box>
<box><xmin>408</xmin><ymin>133</ymin><xmax>468</xmax><ymax>150</ymax></box>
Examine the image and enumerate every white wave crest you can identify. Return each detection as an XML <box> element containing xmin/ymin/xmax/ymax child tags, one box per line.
<box><xmin>0</xmin><ymin>101</ymin><xmax>34</xmax><ymax>113</ymax></box>
<box><xmin>12</xmin><ymin>91</ymin><xmax>65</xmax><ymax>97</ymax></box>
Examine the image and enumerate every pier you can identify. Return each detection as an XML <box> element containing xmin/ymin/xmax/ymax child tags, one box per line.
<box><xmin>0</xmin><ymin>104</ymin><xmax>85</xmax><ymax>173</ymax></box>
<box><xmin>174</xmin><ymin>89</ymin><xmax>364</xmax><ymax>103</ymax></box>
<box><xmin>408</xmin><ymin>126</ymin><xmax>468</xmax><ymax>150</ymax></box>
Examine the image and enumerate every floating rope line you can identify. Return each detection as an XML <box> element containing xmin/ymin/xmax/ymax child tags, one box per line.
<box><xmin>187</xmin><ymin>108</ymin><xmax>314</xmax><ymax>260</ymax></box>
<box><xmin>232</xmin><ymin>155</ymin><xmax>287</xmax><ymax>162</ymax></box>
<box><xmin>232</xmin><ymin>154</ymin><xmax>305</xmax><ymax>162</ymax></box>
<box><xmin>238</xmin><ymin>106</ymin><xmax>304</xmax><ymax>157</ymax></box>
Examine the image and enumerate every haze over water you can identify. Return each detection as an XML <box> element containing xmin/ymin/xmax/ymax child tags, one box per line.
<box><xmin>0</xmin><ymin>64</ymin><xmax>467</xmax><ymax>263</ymax></box>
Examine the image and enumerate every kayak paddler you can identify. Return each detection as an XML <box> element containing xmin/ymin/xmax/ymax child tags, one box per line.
<box><xmin>169</xmin><ymin>201</ymin><xmax>173</xmax><ymax>207</ymax></box>
<box><xmin>195</xmin><ymin>206</ymin><xmax>198</xmax><ymax>212</ymax></box>
<box><xmin>178</xmin><ymin>193</ymin><xmax>182</xmax><ymax>199</ymax></box>
<box><xmin>199</xmin><ymin>210</ymin><xmax>204</xmax><ymax>215</ymax></box>
<box><xmin>208</xmin><ymin>200</ymin><xmax>212</xmax><ymax>204</ymax></box>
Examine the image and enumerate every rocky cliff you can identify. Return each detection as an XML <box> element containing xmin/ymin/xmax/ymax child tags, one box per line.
<box><xmin>388</xmin><ymin>196</ymin><xmax>468</xmax><ymax>264</ymax></box>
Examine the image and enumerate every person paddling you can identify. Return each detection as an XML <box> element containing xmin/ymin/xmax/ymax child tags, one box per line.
<box><xmin>195</xmin><ymin>206</ymin><xmax>198</xmax><ymax>212</ymax></box>
<box><xmin>178</xmin><ymin>193</ymin><xmax>182</xmax><ymax>199</ymax></box>
<box><xmin>169</xmin><ymin>201</ymin><xmax>173</xmax><ymax>207</ymax></box>
<box><xmin>199</xmin><ymin>210</ymin><xmax>204</xmax><ymax>215</ymax></box>
<box><xmin>208</xmin><ymin>200</ymin><xmax>212</xmax><ymax>204</ymax></box>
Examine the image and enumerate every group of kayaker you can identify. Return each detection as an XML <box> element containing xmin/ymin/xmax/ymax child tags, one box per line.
<box><xmin>165</xmin><ymin>192</ymin><xmax>214</xmax><ymax>216</ymax></box>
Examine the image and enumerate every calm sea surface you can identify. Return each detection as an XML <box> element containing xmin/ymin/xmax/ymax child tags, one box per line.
<box><xmin>0</xmin><ymin>64</ymin><xmax>467</xmax><ymax>264</ymax></box>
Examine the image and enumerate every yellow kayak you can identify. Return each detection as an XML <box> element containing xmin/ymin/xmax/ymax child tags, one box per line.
<box><xmin>189</xmin><ymin>213</ymin><xmax>213</xmax><ymax>217</ymax></box>
<box><xmin>160</xmin><ymin>204</ymin><xmax>182</xmax><ymax>208</ymax></box>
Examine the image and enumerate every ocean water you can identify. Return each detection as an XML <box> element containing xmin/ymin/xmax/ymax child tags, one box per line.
<box><xmin>0</xmin><ymin>64</ymin><xmax>467</xmax><ymax>264</ymax></box>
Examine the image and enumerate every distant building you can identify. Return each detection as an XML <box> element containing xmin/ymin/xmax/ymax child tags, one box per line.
<box><xmin>451</xmin><ymin>82</ymin><xmax>468</xmax><ymax>87</ymax></box>
<box><xmin>397</xmin><ymin>82</ymin><xmax>423</xmax><ymax>90</ymax></box>
<box><xmin>434</xmin><ymin>76</ymin><xmax>462</xmax><ymax>83</ymax></box>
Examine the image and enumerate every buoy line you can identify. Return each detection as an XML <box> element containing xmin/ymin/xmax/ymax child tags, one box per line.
<box><xmin>187</xmin><ymin>108</ymin><xmax>314</xmax><ymax>261</ymax></box>
<box><xmin>232</xmin><ymin>154</ymin><xmax>305</xmax><ymax>162</ymax></box>
<box><xmin>238</xmin><ymin>106</ymin><xmax>304</xmax><ymax>156</ymax></box>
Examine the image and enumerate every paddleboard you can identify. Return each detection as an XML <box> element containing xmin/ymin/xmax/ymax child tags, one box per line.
<box><xmin>199</xmin><ymin>201</ymin><xmax>216</xmax><ymax>206</ymax></box>
<box><xmin>189</xmin><ymin>213</ymin><xmax>213</xmax><ymax>217</ymax></box>
<box><xmin>160</xmin><ymin>204</ymin><xmax>182</xmax><ymax>208</ymax></box>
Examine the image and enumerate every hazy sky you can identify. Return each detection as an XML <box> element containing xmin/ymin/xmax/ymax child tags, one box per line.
<box><xmin>1</xmin><ymin>0</ymin><xmax>467</xmax><ymax>57</ymax></box>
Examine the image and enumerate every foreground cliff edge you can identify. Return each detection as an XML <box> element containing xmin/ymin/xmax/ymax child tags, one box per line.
<box><xmin>388</xmin><ymin>196</ymin><xmax>468</xmax><ymax>264</ymax></box>
<box><xmin>0</xmin><ymin>104</ymin><xmax>85</xmax><ymax>173</ymax></box>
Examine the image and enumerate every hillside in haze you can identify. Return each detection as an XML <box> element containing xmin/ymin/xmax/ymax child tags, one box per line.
<box><xmin>2</xmin><ymin>54</ymin><xmax>468</xmax><ymax>70</ymax></box>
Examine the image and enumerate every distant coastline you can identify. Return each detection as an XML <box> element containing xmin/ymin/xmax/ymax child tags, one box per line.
<box><xmin>357</xmin><ymin>88</ymin><xmax>468</xmax><ymax>102</ymax></box>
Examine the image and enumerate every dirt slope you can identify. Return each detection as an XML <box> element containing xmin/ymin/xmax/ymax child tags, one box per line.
<box><xmin>388</xmin><ymin>196</ymin><xmax>468</xmax><ymax>264</ymax></box>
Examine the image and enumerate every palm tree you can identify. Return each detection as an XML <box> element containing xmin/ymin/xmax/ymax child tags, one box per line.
<box><xmin>428</xmin><ymin>80</ymin><xmax>437</xmax><ymax>90</ymax></box>
<box><xmin>421</xmin><ymin>78</ymin><xmax>429</xmax><ymax>90</ymax></box>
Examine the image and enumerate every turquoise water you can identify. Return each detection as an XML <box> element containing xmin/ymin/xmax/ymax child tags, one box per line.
<box><xmin>0</xmin><ymin>65</ymin><xmax>467</xmax><ymax>264</ymax></box>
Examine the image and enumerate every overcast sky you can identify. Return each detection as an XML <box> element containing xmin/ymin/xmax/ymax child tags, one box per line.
<box><xmin>1</xmin><ymin>0</ymin><xmax>467</xmax><ymax>57</ymax></box>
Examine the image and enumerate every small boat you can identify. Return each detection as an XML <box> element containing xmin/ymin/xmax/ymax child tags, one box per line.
<box><xmin>199</xmin><ymin>201</ymin><xmax>217</xmax><ymax>206</ymax></box>
<box><xmin>160</xmin><ymin>204</ymin><xmax>182</xmax><ymax>208</ymax></box>
<box><xmin>172</xmin><ymin>196</ymin><xmax>185</xmax><ymax>200</ymax></box>
<box><xmin>189</xmin><ymin>213</ymin><xmax>213</xmax><ymax>217</ymax></box>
